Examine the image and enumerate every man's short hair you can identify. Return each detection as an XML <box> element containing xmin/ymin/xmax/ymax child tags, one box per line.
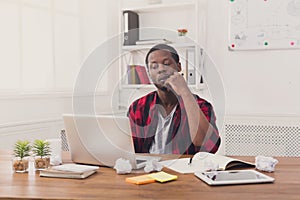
<box><xmin>145</xmin><ymin>44</ymin><xmax>180</xmax><ymax>68</ymax></box>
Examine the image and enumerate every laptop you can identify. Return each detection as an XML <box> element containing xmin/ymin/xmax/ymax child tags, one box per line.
<box><xmin>62</xmin><ymin>114</ymin><xmax>160</xmax><ymax>169</ymax></box>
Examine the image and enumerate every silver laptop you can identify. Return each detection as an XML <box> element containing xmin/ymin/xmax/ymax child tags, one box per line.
<box><xmin>62</xmin><ymin>114</ymin><xmax>160</xmax><ymax>169</ymax></box>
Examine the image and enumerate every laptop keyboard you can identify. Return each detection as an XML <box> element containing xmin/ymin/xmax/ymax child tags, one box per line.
<box><xmin>136</xmin><ymin>159</ymin><xmax>146</xmax><ymax>165</ymax></box>
<box><xmin>136</xmin><ymin>155</ymin><xmax>161</xmax><ymax>165</ymax></box>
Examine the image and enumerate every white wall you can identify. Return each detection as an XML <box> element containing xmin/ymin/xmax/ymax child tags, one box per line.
<box><xmin>0</xmin><ymin>0</ymin><xmax>118</xmax><ymax>148</ymax></box>
<box><xmin>205</xmin><ymin>0</ymin><xmax>300</xmax><ymax>154</ymax></box>
<box><xmin>206</xmin><ymin>0</ymin><xmax>300</xmax><ymax>117</ymax></box>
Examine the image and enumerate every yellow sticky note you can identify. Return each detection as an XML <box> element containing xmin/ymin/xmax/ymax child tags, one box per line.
<box><xmin>126</xmin><ymin>174</ymin><xmax>156</xmax><ymax>185</ymax></box>
<box><xmin>148</xmin><ymin>171</ymin><xmax>178</xmax><ymax>183</ymax></box>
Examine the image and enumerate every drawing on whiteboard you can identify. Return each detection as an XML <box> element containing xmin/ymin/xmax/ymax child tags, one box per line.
<box><xmin>229</xmin><ymin>0</ymin><xmax>300</xmax><ymax>50</ymax></box>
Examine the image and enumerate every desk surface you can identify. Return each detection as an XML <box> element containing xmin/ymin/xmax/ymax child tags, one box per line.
<box><xmin>0</xmin><ymin>151</ymin><xmax>299</xmax><ymax>200</ymax></box>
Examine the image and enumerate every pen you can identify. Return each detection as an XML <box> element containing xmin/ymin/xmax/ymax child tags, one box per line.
<box><xmin>188</xmin><ymin>157</ymin><xmax>193</xmax><ymax>165</ymax></box>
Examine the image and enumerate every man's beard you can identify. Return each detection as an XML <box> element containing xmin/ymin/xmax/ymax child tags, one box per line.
<box><xmin>154</xmin><ymin>83</ymin><xmax>169</xmax><ymax>92</ymax></box>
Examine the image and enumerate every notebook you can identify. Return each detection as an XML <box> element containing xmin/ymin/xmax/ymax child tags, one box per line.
<box><xmin>160</xmin><ymin>152</ymin><xmax>254</xmax><ymax>174</ymax></box>
<box><xmin>62</xmin><ymin>114</ymin><xmax>160</xmax><ymax>169</ymax></box>
<box><xmin>40</xmin><ymin>164</ymin><xmax>99</xmax><ymax>179</ymax></box>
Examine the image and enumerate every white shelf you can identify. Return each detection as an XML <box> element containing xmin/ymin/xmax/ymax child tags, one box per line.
<box><xmin>122</xmin><ymin>42</ymin><xmax>196</xmax><ymax>51</ymax></box>
<box><xmin>121</xmin><ymin>83</ymin><xmax>205</xmax><ymax>90</ymax></box>
<box><xmin>121</xmin><ymin>84</ymin><xmax>155</xmax><ymax>89</ymax></box>
<box><xmin>122</xmin><ymin>2</ymin><xmax>195</xmax><ymax>13</ymax></box>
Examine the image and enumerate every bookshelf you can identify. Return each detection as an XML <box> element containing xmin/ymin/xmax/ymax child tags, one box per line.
<box><xmin>118</xmin><ymin>0</ymin><xmax>207</xmax><ymax>109</ymax></box>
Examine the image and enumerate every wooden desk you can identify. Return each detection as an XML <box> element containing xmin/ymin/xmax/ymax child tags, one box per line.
<box><xmin>0</xmin><ymin>151</ymin><xmax>299</xmax><ymax>200</ymax></box>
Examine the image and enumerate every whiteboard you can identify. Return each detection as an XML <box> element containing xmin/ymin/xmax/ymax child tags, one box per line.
<box><xmin>229</xmin><ymin>0</ymin><xmax>300</xmax><ymax>50</ymax></box>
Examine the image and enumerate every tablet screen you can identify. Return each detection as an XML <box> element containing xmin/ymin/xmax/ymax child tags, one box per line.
<box><xmin>195</xmin><ymin>170</ymin><xmax>275</xmax><ymax>185</ymax></box>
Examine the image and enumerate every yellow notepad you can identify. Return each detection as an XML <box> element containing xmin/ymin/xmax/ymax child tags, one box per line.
<box><xmin>126</xmin><ymin>174</ymin><xmax>156</xmax><ymax>185</ymax></box>
<box><xmin>148</xmin><ymin>171</ymin><xmax>178</xmax><ymax>183</ymax></box>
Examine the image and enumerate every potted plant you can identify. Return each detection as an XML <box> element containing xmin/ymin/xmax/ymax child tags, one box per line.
<box><xmin>32</xmin><ymin>139</ymin><xmax>51</xmax><ymax>170</ymax></box>
<box><xmin>177</xmin><ymin>28</ymin><xmax>188</xmax><ymax>43</ymax></box>
<box><xmin>177</xmin><ymin>28</ymin><xmax>188</xmax><ymax>37</ymax></box>
<box><xmin>12</xmin><ymin>140</ymin><xmax>31</xmax><ymax>173</ymax></box>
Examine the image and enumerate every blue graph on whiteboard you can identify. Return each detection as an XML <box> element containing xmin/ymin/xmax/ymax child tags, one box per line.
<box><xmin>229</xmin><ymin>0</ymin><xmax>300</xmax><ymax>50</ymax></box>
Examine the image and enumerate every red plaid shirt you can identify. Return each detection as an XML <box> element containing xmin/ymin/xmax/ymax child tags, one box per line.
<box><xmin>128</xmin><ymin>91</ymin><xmax>221</xmax><ymax>155</ymax></box>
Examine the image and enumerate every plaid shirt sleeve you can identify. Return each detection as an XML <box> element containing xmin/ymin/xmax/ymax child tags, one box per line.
<box><xmin>194</xmin><ymin>95</ymin><xmax>221</xmax><ymax>154</ymax></box>
<box><xmin>127</xmin><ymin>92</ymin><xmax>157</xmax><ymax>153</ymax></box>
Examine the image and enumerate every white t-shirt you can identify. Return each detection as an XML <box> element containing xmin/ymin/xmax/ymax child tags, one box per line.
<box><xmin>149</xmin><ymin>105</ymin><xmax>177</xmax><ymax>154</ymax></box>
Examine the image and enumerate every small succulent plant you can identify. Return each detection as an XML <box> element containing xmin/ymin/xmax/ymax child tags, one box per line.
<box><xmin>32</xmin><ymin>139</ymin><xmax>51</xmax><ymax>158</ymax></box>
<box><xmin>12</xmin><ymin>140</ymin><xmax>31</xmax><ymax>172</ymax></box>
<box><xmin>32</xmin><ymin>139</ymin><xmax>51</xmax><ymax>170</ymax></box>
<box><xmin>13</xmin><ymin>140</ymin><xmax>31</xmax><ymax>160</ymax></box>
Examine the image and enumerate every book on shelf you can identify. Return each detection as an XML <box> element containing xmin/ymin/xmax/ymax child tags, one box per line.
<box><xmin>127</xmin><ymin>65</ymin><xmax>151</xmax><ymax>84</ymax></box>
<box><xmin>135</xmin><ymin>39</ymin><xmax>172</xmax><ymax>45</ymax></box>
<box><xmin>127</xmin><ymin>65</ymin><xmax>139</xmax><ymax>84</ymax></box>
<box><xmin>39</xmin><ymin>163</ymin><xmax>99</xmax><ymax>179</ymax></box>
<box><xmin>159</xmin><ymin>152</ymin><xmax>255</xmax><ymax>174</ymax></box>
<box><xmin>135</xmin><ymin>65</ymin><xmax>151</xmax><ymax>84</ymax></box>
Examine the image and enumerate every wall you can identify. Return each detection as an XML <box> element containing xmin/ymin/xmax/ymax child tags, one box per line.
<box><xmin>0</xmin><ymin>0</ymin><xmax>118</xmax><ymax>149</ymax></box>
<box><xmin>206</xmin><ymin>0</ymin><xmax>300</xmax><ymax>117</ymax></box>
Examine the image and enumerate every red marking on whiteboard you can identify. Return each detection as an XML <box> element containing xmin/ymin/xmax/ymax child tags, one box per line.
<box><xmin>231</xmin><ymin>44</ymin><xmax>235</xmax><ymax>48</ymax></box>
<box><xmin>290</xmin><ymin>41</ymin><xmax>295</xmax><ymax>46</ymax></box>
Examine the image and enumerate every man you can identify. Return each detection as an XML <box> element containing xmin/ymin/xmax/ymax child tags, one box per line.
<box><xmin>128</xmin><ymin>44</ymin><xmax>220</xmax><ymax>154</ymax></box>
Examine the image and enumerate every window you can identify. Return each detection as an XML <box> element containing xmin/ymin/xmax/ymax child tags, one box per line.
<box><xmin>0</xmin><ymin>0</ymin><xmax>81</xmax><ymax>96</ymax></box>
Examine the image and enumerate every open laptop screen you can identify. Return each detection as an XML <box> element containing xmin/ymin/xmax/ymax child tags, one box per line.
<box><xmin>63</xmin><ymin>114</ymin><xmax>139</xmax><ymax>168</ymax></box>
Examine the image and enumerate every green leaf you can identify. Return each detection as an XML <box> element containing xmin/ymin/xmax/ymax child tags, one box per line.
<box><xmin>13</xmin><ymin>140</ymin><xmax>31</xmax><ymax>159</ymax></box>
<box><xmin>32</xmin><ymin>139</ymin><xmax>52</xmax><ymax>157</ymax></box>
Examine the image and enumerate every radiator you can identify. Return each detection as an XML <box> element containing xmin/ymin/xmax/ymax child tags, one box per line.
<box><xmin>223</xmin><ymin>115</ymin><xmax>300</xmax><ymax>157</ymax></box>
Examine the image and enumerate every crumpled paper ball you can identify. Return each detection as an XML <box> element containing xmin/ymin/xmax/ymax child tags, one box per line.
<box><xmin>113</xmin><ymin>158</ymin><xmax>132</xmax><ymax>174</ymax></box>
<box><xmin>50</xmin><ymin>155</ymin><xmax>62</xmax><ymax>166</ymax></box>
<box><xmin>255</xmin><ymin>155</ymin><xmax>278</xmax><ymax>172</ymax></box>
<box><xmin>144</xmin><ymin>159</ymin><xmax>163</xmax><ymax>173</ymax></box>
<box><xmin>47</xmin><ymin>138</ymin><xmax>62</xmax><ymax>166</ymax></box>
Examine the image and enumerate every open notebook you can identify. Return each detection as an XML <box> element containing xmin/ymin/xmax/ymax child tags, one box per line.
<box><xmin>160</xmin><ymin>152</ymin><xmax>254</xmax><ymax>174</ymax></box>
